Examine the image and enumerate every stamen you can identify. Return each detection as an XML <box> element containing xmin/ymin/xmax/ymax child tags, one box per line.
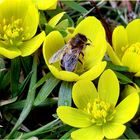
<box><xmin>0</xmin><ymin>18</ymin><xmax>23</xmax><ymax>45</ymax></box>
<box><xmin>84</xmin><ymin>98</ymin><xmax>116</xmax><ymax>126</ymax></box>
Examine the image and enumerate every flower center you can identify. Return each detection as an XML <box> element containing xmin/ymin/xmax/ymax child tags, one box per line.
<box><xmin>122</xmin><ymin>43</ymin><xmax>140</xmax><ymax>55</ymax></box>
<box><xmin>84</xmin><ymin>99</ymin><xmax>116</xmax><ymax>126</ymax></box>
<box><xmin>0</xmin><ymin>17</ymin><xmax>24</xmax><ymax>46</ymax></box>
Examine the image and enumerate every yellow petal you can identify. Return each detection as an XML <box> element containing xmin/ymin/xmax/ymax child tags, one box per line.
<box><xmin>98</xmin><ymin>69</ymin><xmax>119</xmax><ymax>106</ymax></box>
<box><xmin>22</xmin><ymin>0</ymin><xmax>39</xmax><ymax>40</ymax></box>
<box><xmin>33</xmin><ymin>0</ymin><xmax>57</xmax><ymax>10</ymax></box>
<box><xmin>113</xmin><ymin>93</ymin><xmax>139</xmax><ymax>124</ymax></box>
<box><xmin>79</xmin><ymin>61</ymin><xmax>106</xmax><ymax>81</ymax></box>
<box><xmin>48</xmin><ymin>65</ymin><xmax>79</xmax><ymax>81</ymax></box>
<box><xmin>122</xmin><ymin>48</ymin><xmax>140</xmax><ymax>73</ymax></box>
<box><xmin>107</xmin><ymin>43</ymin><xmax>123</xmax><ymax>66</ymax></box>
<box><xmin>19</xmin><ymin>31</ymin><xmax>45</xmax><ymax>57</ymax></box>
<box><xmin>112</xmin><ymin>26</ymin><xmax>128</xmax><ymax>58</ymax></box>
<box><xmin>126</xmin><ymin>19</ymin><xmax>140</xmax><ymax>44</ymax></box>
<box><xmin>72</xmin><ymin>80</ymin><xmax>98</xmax><ymax>109</ymax></box>
<box><xmin>73</xmin><ymin>16</ymin><xmax>105</xmax><ymax>42</ymax></box>
<box><xmin>48</xmin><ymin>12</ymin><xmax>65</xmax><ymax>28</ymax></box>
<box><xmin>0</xmin><ymin>0</ymin><xmax>32</xmax><ymax>19</ymax></box>
<box><xmin>47</xmin><ymin>2</ymin><xmax>57</xmax><ymax>10</ymax></box>
<box><xmin>0</xmin><ymin>0</ymin><xmax>39</xmax><ymax>40</ymax></box>
<box><xmin>84</xmin><ymin>31</ymin><xmax>107</xmax><ymax>69</ymax></box>
<box><xmin>71</xmin><ymin>125</ymin><xmax>104</xmax><ymax>140</ymax></box>
<box><xmin>43</xmin><ymin>31</ymin><xmax>65</xmax><ymax>62</ymax></box>
<box><xmin>135</xmin><ymin>70</ymin><xmax>140</xmax><ymax>77</ymax></box>
<box><xmin>0</xmin><ymin>41</ymin><xmax>21</xmax><ymax>59</ymax></box>
<box><xmin>103</xmin><ymin>123</ymin><xmax>126</xmax><ymax>139</ymax></box>
<box><xmin>57</xmin><ymin>106</ymin><xmax>92</xmax><ymax>128</ymax></box>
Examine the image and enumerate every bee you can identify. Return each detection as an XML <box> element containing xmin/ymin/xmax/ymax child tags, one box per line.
<box><xmin>49</xmin><ymin>33</ymin><xmax>90</xmax><ymax>72</ymax></box>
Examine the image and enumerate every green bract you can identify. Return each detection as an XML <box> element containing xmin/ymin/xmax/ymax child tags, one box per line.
<box><xmin>0</xmin><ymin>0</ymin><xmax>45</xmax><ymax>59</ymax></box>
<box><xmin>43</xmin><ymin>16</ymin><xmax>107</xmax><ymax>82</ymax></box>
<box><xmin>57</xmin><ymin>69</ymin><xmax>139</xmax><ymax>140</ymax></box>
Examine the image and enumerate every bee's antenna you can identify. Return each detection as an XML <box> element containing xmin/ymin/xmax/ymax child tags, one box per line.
<box><xmin>86</xmin><ymin>38</ymin><xmax>92</xmax><ymax>46</ymax></box>
<box><xmin>87</xmin><ymin>38</ymin><xmax>92</xmax><ymax>43</ymax></box>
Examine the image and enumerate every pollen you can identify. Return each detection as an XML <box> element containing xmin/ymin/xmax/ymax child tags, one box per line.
<box><xmin>0</xmin><ymin>18</ymin><xmax>23</xmax><ymax>45</ymax></box>
<box><xmin>84</xmin><ymin>99</ymin><xmax>116</xmax><ymax>126</ymax></box>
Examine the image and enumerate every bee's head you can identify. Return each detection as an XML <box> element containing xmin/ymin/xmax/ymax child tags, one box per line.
<box><xmin>70</xmin><ymin>33</ymin><xmax>88</xmax><ymax>48</ymax></box>
<box><xmin>76</xmin><ymin>33</ymin><xmax>87</xmax><ymax>42</ymax></box>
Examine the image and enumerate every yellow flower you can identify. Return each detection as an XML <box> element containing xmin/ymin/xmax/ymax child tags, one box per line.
<box><xmin>0</xmin><ymin>0</ymin><xmax>45</xmax><ymax>59</ymax></box>
<box><xmin>33</xmin><ymin>0</ymin><xmax>58</xmax><ymax>10</ymax></box>
<box><xmin>57</xmin><ymin>69</ymin><xmax>139</xmax><ymax>140</ymax></box>
<box><xmin>107</xmin><ymin>19</ymin><xmax>140</xmax><ymax>76</ymax></box>
<box><xmin>43</xmin><ymin>16</ymin><xmax>107</xmax><ymax>81</ymax></box>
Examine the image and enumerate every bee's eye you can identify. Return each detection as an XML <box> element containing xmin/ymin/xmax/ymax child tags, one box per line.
<box><xmin>79</xmin><ymin>34</ymin><xmax>87</xmax><ymax>42</ymax></box>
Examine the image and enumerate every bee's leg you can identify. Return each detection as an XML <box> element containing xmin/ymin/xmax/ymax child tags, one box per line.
<box><xmin>61</xmin><ymin>65</ymin><xmax>65</xmax><ymax>70</ymax></box>
<box><xmin>78</xmin><ymin>59</ymin><xmax>83</xmax><ymax>64</ymax></box>
<box><xmin>86</xmin><ymin>43</ymin><xmax>91</xmax><ymax>46</ymax></box>
<box><xmin>60</xmin><ymin>60</ymin><xmax>65</xmax><ymax>70</ymax></box>
<box><xmin>80</xmin><ymin>52</ymin><xmax>84</xmax><ymax>57</ymax></box>
<box><xmin>80</xmin><ymin>52</ymin><xmax>84</xmax><ymax>59</ymax></box>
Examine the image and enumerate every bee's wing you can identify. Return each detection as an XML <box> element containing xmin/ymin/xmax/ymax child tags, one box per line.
<box><xmin>49</xmin><ymin>44</ymin><xmax>70</xmax><ymax>64</ymax></box>
<box><xmin>61</xmin><ymin>49</ymin><xmax>80</xmax><ymax>72</ymax></box>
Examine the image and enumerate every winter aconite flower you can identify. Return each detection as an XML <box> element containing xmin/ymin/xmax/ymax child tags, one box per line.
<box><xmin>43</xmin><ymin>17</ymin><xmax>107</xmax><ymax>81</ymax></box>
<box><xmin>33</xmin><ymin>0</ymin><xmax>58</xmax><ymax>10</ymax></box>
<box><xmin>57</xmin><ymin>69</ymin><xmax>139</xmax><ymax>140</ymax></box>
<box><xmin>107</xmin><ymin>19</ymin><xmax>140</xmax><ymax>76</ymax></box>
<box><xmin>0</xmin><ymin>0</ymin><xmax>45</xmax><ymax>59</ymax></box>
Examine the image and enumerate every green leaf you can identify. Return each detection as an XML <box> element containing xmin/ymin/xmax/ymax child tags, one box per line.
<box><xmin>4</xmin><ymin>113</ymin><xmax>30</xmax><ymax>132</ymax></box>
<box><xmin>124</xmin><ymin>125</ymin><xmax>139</xmax><ymax>139</ymax></box>
<box><xmin>58</xmin><ymin>29</ymin><xmax>68</xmax><ymax>37</ymax></box>
<box><xmin>0</xmin><ymin>58</ymin><xmax>5</xmax><ymax>80</ymax></box>
<box><xmin>60</xmin><ymin>128</ymin><xmax>76</xmax><ymax>139</ymax></box>
<box><xmin>58</xmin><ymin>81</ymin><xmax>73</xmax><ymax>106</ymax></box>
<box><xmin>45</xmin><ymin>24</ymin><xmax>54</xmax><ymax>35</ymax></box>
<box><xmin>115</xmin><ymin>71</ymin><xmax>133</xmax><ymax>84</ymax></box>
<box><xmin>56</xmin><ymin>19</ymin><xmax>69</xmax><ymax>30</ymax></box>
<box><xmin>16</xmin><ymin>70</ymin><xmax>33</xmax><ymax>96</ymax></box>
<box><xmin>0</xmin><ymin>70</ymin><xmax>10</xmax><ymax>90</ymax></box>
<box><xmin>6</xmin><ymin>54</ymin><xmax>38</xmax><ymax>138</ymax></box>
<box><xmin>34</xmin><ymin>73</ymin><xmax>60</xmax><ymax>106</ymax></box>
<box><xmin>61</xmin><ymin>0</ymin><xmax>88</xmax><ymax>15</ymax></box>
<box><xmin>134</xmin><ymin>77</ymin><xmax>140</xmax><ymax>87</ymax></box>
<box><xmin>34</xmin><ymin>72</ymin><xmax>52</xmax><ymax>89</ymax></box>
<box><xmin>76</xmin><ymin>16</ymin><xmax>84</xmax><ymax>26</ymax></box>
<box><xmin>39</xmin><ymin>11</ymin><xmax>47</xmax><ymax>30</ymax></box>
<box><xmin>11</xmin><ymin>57</ymin><xmax>21</xmax><ymax>97</ymax></box>
<box><xmin>21</xmin><ymin>119</ymin><xmax>61</xmax><ymax>139</ymax></box>
<box><xmin>21</xmin><ymin>56</ymin><xmax>32</xmax><ymax>76</ymax></box>
<box><xmin>119</xmin><ymin>134</ymin><xmax>128</xmax><ymax>139</ymax></box>
<box><xmin>107</xmin><ymin>62</ymin><xmax>129</xmax><ymax>72</ymax></box>
<box><xmin>5</xmin><ymin>98</ymin><xmax>57</xmax><ymax>110</ymax></box>
<box><xmin>5</xmin><ymin>100</ymin><xmax>25</xmax><ymax>110</ymax></box>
